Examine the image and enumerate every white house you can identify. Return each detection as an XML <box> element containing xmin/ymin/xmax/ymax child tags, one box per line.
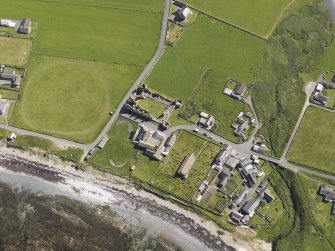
<box><xmin>316</xmin><ymin>83</ymin><xmax>324</xmax><ymax>92</ymax></box>
<box><xmin>0</xmin><ymin>19</ymin><xmax>16</xmax><ymax>27</ymax></box>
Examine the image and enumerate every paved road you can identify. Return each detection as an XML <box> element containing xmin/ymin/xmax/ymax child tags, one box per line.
<box><xmin>280</xmin><ymin>82</ymin><xmax>316</xmax><ymax>161</ymax></box>
<box><xmin>1</xmin><ymin>0</ymin><xmax>334</xmax><ymax>182</ymax></box>
<box><xmin>0</xmin><ymin>0</ymin><xmax>172</xmax><ymax>154</ymax></box>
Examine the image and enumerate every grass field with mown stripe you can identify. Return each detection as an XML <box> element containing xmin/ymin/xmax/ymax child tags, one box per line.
<box><xmin>0</xmin><ymin>0</ymin><xmax>162</xmax><ymax>65</ymax></box>
<box><xmin>12</xmin><ymin>56</ymin><xmax>142</xmax><ymax>143</ymax></box>
<box><xmin>183</xmin><ymin>0</ymin><xmax>292</xmax><ymax>37</ymax></box>
<box><xmin>288</xmin><ymin>107</ymin><xmax>335</xmax><ymax>173</ymax></box>
<box><xmin>43</xmin><ymin>0</ymin><xmax>165</xmax><ymax>12</ymax></box>
<box><xmin>0</xmin><ymin>37</ymin><xmax>32</xmax><ymax>66</ymax></box>
<box><xmin>90</xmin><ymin>116</ymin><xmax>159</xmax><ymax>182</ymax></box>
<box><xmin>146</xmin><ymin>15</ymin><xmax>265</xmax><ymax>101</ymax></box>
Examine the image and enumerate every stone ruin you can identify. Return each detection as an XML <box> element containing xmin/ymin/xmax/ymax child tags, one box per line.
<box><xmin>124</xmin><ymin>84</ymin><xmax>182</xmax><ymax>129</ymax></box>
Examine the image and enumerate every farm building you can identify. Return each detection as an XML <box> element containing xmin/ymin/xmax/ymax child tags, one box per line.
<box><xmin>225</xmin><ymin>156</ymin><xmax>239</xmax><ymax>169</ymax></box>
<box><xmin>0</xmin><ymin>19</ymin><xmax>16</xmax><ymax>27</ymax></box>
<box><xmin>314</xmin><ymin>92</ymin><xmax>329</xmax><ymax>106</ymax></box>
<box><xmin>241</xmin><ymin>197</ymin><xmax>261</xmax><ymax>215</ymax></box>
<box><xmin>131</xmin><ymin>124</ymin><xmax>167</xmax><ymax>161</ymax></box>
<box><xmin>263</xmin><ymin>190</ymin><xmax>274</xmax><ymax>203</ymax></box>
<box><xmin>177</xmin><ymin>154</ymin><xmax>196</xmax><ymax>179</ymax></box>
<box><xmin>174</xmin><ymin>7</ymin><xmax>192</xmax><ymax>21</ymax></box>
<box><xmin>198</xmin><ymin>112</ymin><xmax>215</xmax><ymax>129</ymax></box>
<box><xmin>315</xmin><ymin>83</ymin><xmax>324</xmax><ymax>92</ymax></box>
<box><xmin>173</xmin><ymin>0</ymin><xmax>187</xmax><ymax>8</ymax></box>
<box><xmin>319</xmin><ymin>185</ymin><xmax>335</xmax><ymax>202</ymax></box>
<box><xmin>230</xmin><ymin>211</ymin><xmax>244</xmax><ymax>223</ymax></box>
<box><xmin>229</xmin><ymin>189</ymin><xmax>249</xmax><ymax>208</ymax></box>
<box><xmin>161</xmin><ymin>134</ymin><xmax>176</xmax><ymax>156</ymax></box>
<box><xmin>0</xmin><ymin>104</ymin><xmax>7</xmax><ymax>115</ymax></box>
<box><xmin>18</xmin><ymin>18</ymin><xmax>31</xmax><ymax>34</ymax></box>
<box><xmin>215</xmin><ymin>144</ymin><xmax>232</xmax><ymax>166</ymax></box>
<box><xmin>233</xmin><ymin>83</ymin><xmax>247</xmax><ymax>96</ymax></box>
<box><xmin>97</xmin><ymin>136</ymin><xmax>109</xmax><ymax>149</ymax></box>
<box><xmin>217</xmin><ymin>169</ymin><xmax>230</xmax><ymax>188</ymax></box>
<box><xmin>0</xmin><ymin>72</ymin><xmax>21</xmax><ymax>87</ymax></box>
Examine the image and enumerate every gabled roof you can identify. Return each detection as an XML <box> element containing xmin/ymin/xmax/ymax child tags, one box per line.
<box><xmin>234</xmin><ymin>83</ymin><xmax>247</xmax><ymax>96</ymax></box>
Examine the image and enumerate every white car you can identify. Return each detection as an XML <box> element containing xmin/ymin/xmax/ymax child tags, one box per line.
<box><xmin>193</xmin><ymin>128</ymin><xmax>199</xmax><ymax>133</ymax></box>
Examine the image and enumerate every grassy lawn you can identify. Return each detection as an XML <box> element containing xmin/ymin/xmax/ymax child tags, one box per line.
<box><xmin>151</xmin><ymin>130</ymin><xmax>220</xmax><ymax>200</ymax></box>
<box><xmin>0</xmin><ymin>89</ymin><xmax>19</xmax><ymax>100</ymax></box>
<box><xmin>0</xmin><ymin>37</ymin><xmax>32</xmax><ymax>66</ymax></box>
<box><xmin>146</xmin><ymin>14</ymin><xmax>265</xmax><ymax>101</ymax></box>
<box><xmin>180</xmin><ymin>70</ymin><xmax>253</xmax><ymax>142</ymax></box>
<box><xmin>8</xmin><ymin>135</ymin><xmax>83</xmax><ymax>163</ymax></box>
<box><xmin>253</xmin><ymin>1</ymin><xmax>335</xmax><ymax>156</ymax></box>
<box><xmin>256</xmin><ymin>185</ymin><xmax>285</xmax><ymax>223</ymax></box>
<box><xmin>183</xmin><ymin>0</ymin><xmax>292</xmax><ymax>37</ymax></box>
<box><xmin>166</xmin><ymin>22</ymin><xmax>184</xmax><ymax>46</ymax></box>
<box><xmin>288</xmin><ymin>107</ymin><xmax>335</xmax><ymax>174</ymax></box>
<box><xmin>325</xmin><ymin>89</ymin><xmax>335</xmax><ymax>109</ymax></box>
<box><xmin>12</xmin><ymin>56</ymin><xmax>142</xmax><ymax>143</ymax></box>
<box><xmin>273</xmin><ymin>170</ymin><xmax>334</xmax><ymax>251</ymax></box>
<box><xmin>90</xmin><ymin>117</ymin><xmax>160</xmax><ymax>182</ymax></box>
<box><xmin>43</xmin><ymin>0</ymin><xmax>165</xmax><ymax>11</ymax></box>
<box><xmin>0</xmin><ymin>0</ymin><xmax>162</xmax><ymax>65</ymax></box>
<box><xmin>298</xmin><ymin>173</ymin><xmax>335</xmax><ymax>246</ymax></box>
<box><xmin>90</xmin><ymin>117</ymin><xmax>137</xmax><ymax>175</ymax></box>
<box><xmin>138</xmin><ymin>98</ymin><xmax>167</xmax><ymax>117</ymax></box>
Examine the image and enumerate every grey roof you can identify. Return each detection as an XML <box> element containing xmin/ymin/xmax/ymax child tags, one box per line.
<box><xmin>173</xmin><ymin>0</ymin><xmax>187</xmax><ymax>8</ymax></box>
<box><xmin>244</xmin><ymin>112</ymin><xmax>253</xmax><ymax>119</ymax></box>
<box><xmin>319</xmin><ymin>185</ymin><xmax>335</xmax><ymax>202</ymax></box>
<box><xmin>241</xmin><ymin>197</ymin><xmax>261</xmax><ymax>215</ymax></box>
<box><xmin>165</xmin><ymin>134</ymin><xmax>176</xmax><ymax>147</ymax></box>
<box><xmin>231</xmin><ymin>211</ymin><xmax>244</xmax><ymax>222</ymax></box>
<box><xmin>235</xmin><ymin>189</ymin><xmax>249</xmax><ymax>205</ymax></box>
<box><xmin>225</xmin><ymin>156</ymin><xmax>239</xmax><ymax>168</ymax></box>
<box><xmin>315</xmin><ymin>93</ymin><xmax>329</xmax><ymax>103</ymax></box>
<box><xmin>263</xmin><ymin>190</ymin><xmax>274</xmax><ymax>203</ymax></box>
<box><xmin>332</xmin><ymin>204</ymin><xmax>335</xmax><ymax>215</ymax></box>
<box><xmin>246</xmin><ymin>173</ymin><xmax>256</xmax><ymax>187</ymax></box>
<box><xmin>215</xmin><ymin>145</ymin><xmax>231</xmax><ymax>165</ymax></box>
<box><xmin>2</xmin><ymin>68</ymin><xmax>15</xmax><ymax>75</ymax></box>
<box><xmin>218</xmin><ymin>171</ymin><xmax>230</xmax><ymax>188</ymax></box>
<box><xmin>234</xmin><ymin>83</ymin><xmax>247</xmax><ymax>96</ymax></box>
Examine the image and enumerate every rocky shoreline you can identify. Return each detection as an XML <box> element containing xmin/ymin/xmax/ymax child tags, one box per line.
<box><xmin>0</xmin><ymin>146</ymin><xmax>271</xmax><ymax>251</ymax></box>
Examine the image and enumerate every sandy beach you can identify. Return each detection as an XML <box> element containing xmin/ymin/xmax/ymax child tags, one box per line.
<box><xmin>0</xmin><ymin>144</ymin><xmax>271</xmax><ymax>251</ymax></box>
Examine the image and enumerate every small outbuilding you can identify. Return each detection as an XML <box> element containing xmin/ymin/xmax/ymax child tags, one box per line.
<box><xmin>233</xmin><ymin>83</ymin><xmax>247</xmax><ymax>96</ymax></box>
<box><xmin>18</xmin><ymin>18</ymin><xmax>31</xmax><ymax>34</ymax></box>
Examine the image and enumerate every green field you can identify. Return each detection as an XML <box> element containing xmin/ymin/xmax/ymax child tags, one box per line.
<box><xmin>0</xmin><ymin>89</ymin><xmax>19</xmax><ymax>100</ymax></box>
<box><xmin>138</xmin><ymin>98</ymin><xmax>167</xmax><ymax>117</ymax></box>
<box><xmin>274</xmin><ymin>170</ymin><xmax>334</xmax><ymax>251</ymax></box>
<box><xmin>288</xmin><ymin>107</ymin><xmax>335</xmax><ymax>173</ymax></box>
<box><xmin>8</xmin><ymin>135</ymin><xmax>83</xmax><ymax>163</ymax></box>
<box><xmin>253</xmin><ymin>1</ymin><xmax>335</xmax><ymax>156</ymax></box>
<box><xmin>43</xmin><ymin>0</ymin><xmax>164</xmax><ymax>11</ymax></box>
<box><xmin>91</xmin><ymin>117</ymin><xmax>137</xmax><ymax>170</ymax></box>
<box><xmin>151</xmin><ymin>130</ymin><xmax>220</xmax><ymax>200</ymax></box>
<box><xmin>0</xmin><ymin>37</ymin><xmax>32</xmax><ymax>66</ymax></box>
<box><xmin>90</xmin><ymin>117</ymin><xmax>159</xmax><ymax>182</ymax></box>
<box><xmin>12</xmin><ymin>56</ymin><xmax>142</xmax><ymax>143</ymax></box>
<box><xmin>183</xmin><ymin>0</ymin><xmax>292</xmax><ymax>37</ymax></box>
<box><xmin>146</xmin><ymin>15</ymin><xmax>265</xmax><ymax>101</ymax></box>
<box><xmin>0</xmin><ymin>0</ymin><xmax>162</xmax><ymax>65</ymax></box>
<box><xmin>180</xmin><ymin>70</ymin><xmax>252</xmax><ymax>141</ymax></box>
<box><xmin>298</xmin><ymin>173</ymin><xmax>335</xmax><ymax>246</ymax></box>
